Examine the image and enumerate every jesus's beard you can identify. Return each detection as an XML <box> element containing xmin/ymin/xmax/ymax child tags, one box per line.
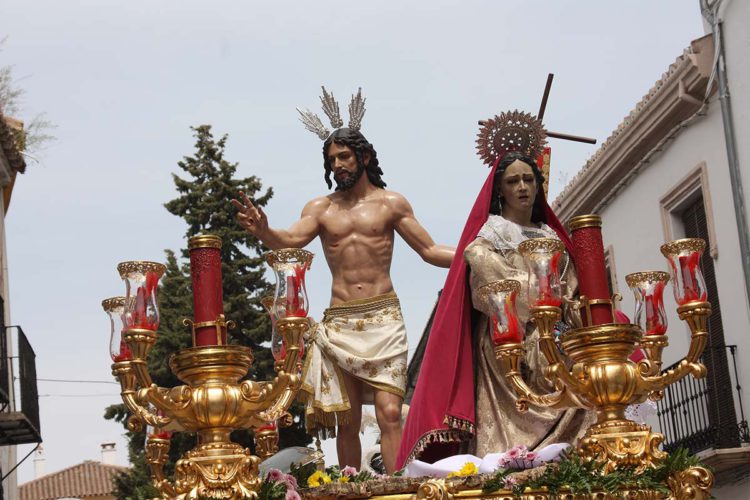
<box><xmin>334</xmin><ymin>164</ymin><xmax>365</xmax><ymax>191</ymax></box>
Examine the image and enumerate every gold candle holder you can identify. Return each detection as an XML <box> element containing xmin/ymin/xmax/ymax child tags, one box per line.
<box><xmin>494</xmin><ymin>232</ymin><xmax>714</xmax><ymax>498</ymax></box>
<box><xmin>108</xmin><ymin>245</ymin><xmax>313</xmax><ymax>499</ymax></box>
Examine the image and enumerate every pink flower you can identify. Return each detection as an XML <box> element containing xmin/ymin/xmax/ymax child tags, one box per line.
<box><xmin>502</xmin><ymin>476</ymin><xmax>518</xmax><ymax>488</ymax></box>
<box><xmin>267</xmin><ymin>468</ymin><xmax>284</xmax><ymax>482</ymax></box>
<box><xmin>525</xmin><ymin>452</ymin><xmax>537</xmax><ymax>462</ymax></box>
<box><xmin>506</xmin><ymin>448</ymin><xmax>522</xmax><ymax>459</ymax></box>
<box><xmin>284</xmin><ymin>474</ymin><xmax>299</xmax><ymax>489</ymax></box>
<box><xmin>511</xmin><ymin>458</ymin><xmax>525</xmax><ymax>469</ymax></box>
<box><xmin>286</xmin><ymin>491</ymin><xmax>301</xmax><ymax>500</ymax></box>
<box><xmin>498</xmin><ymin>456</ymin><xmax>511</xmax><ymax>468</ymax></box>
<box><xmin>341</xmin><ymin>466</ymin><xmax>358</xmax><ymax>477</ymax></box>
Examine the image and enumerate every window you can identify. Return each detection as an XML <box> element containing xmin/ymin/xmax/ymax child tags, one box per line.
<box><xmin>660</xmin><ymin>161</ymin><xmax>718</xmax><ymax>257</ymax></box>
<box><xmin>657</xmin><ymin>192</ymin><xmax>740</xmax><ymax>452</ymax></box>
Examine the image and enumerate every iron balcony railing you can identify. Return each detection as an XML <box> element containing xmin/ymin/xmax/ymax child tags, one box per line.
<box><xmin>0</xmin><ymin>322</ymin><xmax>8</xmax><ymax>407</ymax></box>
<box><xmin>657</xmin><ymin>344</ymin><xmax>749</xmax><ymax>454</ymax></box>
<box><xmin>0</xmin><ymin>295</ymin><xmax>8</xmax><ymax>406</ymax></box>
<box><xmin>0</xmin><ymin>326</ymin><xmax>41</xmax><ymax>445</ymax></box>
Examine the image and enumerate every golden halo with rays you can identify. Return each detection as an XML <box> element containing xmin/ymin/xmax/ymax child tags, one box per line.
<box><xmin>476</xmin><ymin>110</ymin><xmax>547</xmax><ymax>167</ymax></box>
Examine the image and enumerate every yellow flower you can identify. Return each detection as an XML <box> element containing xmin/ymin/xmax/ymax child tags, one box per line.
<box><xmin>307</xmin><ymin>472</ymin><xmax>321</xmax><ymax>487</ymax></box>
<box><xmin>307</xmin><ymin>471</ymin><xmax>329</xmax><ymax>488</ymax></box>
<box><xmin>338</xmin><ymin>476</ymin><xmax>350</xmax><ymax>483</ymax></box>
<box><xmin>448</xmin><ymin>461</ymin><xmax>479</xmax><ymax>478</ymax></box>
<box><xmin>459</xmin><ymin>462</ymin><xmax>478</xmax><ymax>476</ymax></box>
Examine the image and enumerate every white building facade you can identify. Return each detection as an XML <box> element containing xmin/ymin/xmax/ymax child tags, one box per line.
<box><xmin>554</xmin><ymin>1</ymin><xmax>750</xmax><ymax>497</ymax></box>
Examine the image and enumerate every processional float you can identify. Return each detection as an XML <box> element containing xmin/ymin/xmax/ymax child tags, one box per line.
<box><xmin>102</xmin><ymin>231</ymin><xmax>714</xmax><ymax>499</ymax></box>
<box><xmin>103</xmin><ymin>235</ymin><xmax>313</xmax><ymax>499</ymax></box>
<box><xmin>484</xmin><ymin>215</ymin><xmax>714</xmax><ymax>498</ymax></box>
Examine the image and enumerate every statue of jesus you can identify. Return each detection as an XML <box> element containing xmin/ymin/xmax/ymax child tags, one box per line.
<box><xmin>233</xmin><ymin>122</ymin><xmax>454</xmax><ymax>473</ymax></box>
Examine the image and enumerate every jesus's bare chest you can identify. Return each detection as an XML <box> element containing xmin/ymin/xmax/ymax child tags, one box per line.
<box><xmin>319</xmin><ymin>202</ymin><xmax>393</xmax><ymax>242</ymax></box>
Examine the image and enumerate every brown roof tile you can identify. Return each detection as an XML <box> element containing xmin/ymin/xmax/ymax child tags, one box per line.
<box><xmin>552</xmin><ymin>35</ymin><xmax>713</xmax><ymax>213</ymax></box>
<box><xmin>19</xmin><ymin>461</ymin><xmax>128</xmax><ymax>500</ymax></box>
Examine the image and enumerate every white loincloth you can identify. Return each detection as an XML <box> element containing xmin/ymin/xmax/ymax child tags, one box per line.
<box><xmin>299</xmin><ymin>292</ymin><xmax>408</xmax><ymax>437</ymax></box>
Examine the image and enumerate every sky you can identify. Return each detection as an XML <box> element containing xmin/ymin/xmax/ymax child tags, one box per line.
<box><xmin>1</xmin><ymin>0</ymin><xmax>705</xmax><ymax>486</ymax></box>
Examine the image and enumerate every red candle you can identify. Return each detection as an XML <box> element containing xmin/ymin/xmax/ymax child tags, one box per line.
<box><xmin>677</xmin><ymin>254</ymin><xmax>706</xmax><ymax>305</ymax></box>
<box><xmin>285</xmin><ymin>264</ymin><xmax>308</xmax><ymax>317</ymax></box>
<box><xmin>536</xmin><ymin>252</ymin><xmax>562</xmax><ymax>307</ymax></box>
<box><xmin>113</xmin><ymin>339</ymin><xmax>132</xmax><ymax>362</ymax></box>
<box><xmin>569</xmin><ymin>215</ymin><xmax>612</xmax><ymax>326</ymax></box>
<box><xmin>644</xmin><ymin>281</ymin><xmax>667</xmax><ymax>335</ymax></box>
<box><xmin>188</xmin><ymin>235</ymin><xmax>226</xmax><ymax>346</ymax></box>
<box><xmin>492</xmin><ymin>295</ymin><xmax>522</xmax><ymax>345</ymax></box>
<box><xmin>125</xmin><ymin>272</ymin><xmax>160</xmax><ymax>331</ymax></box>
<box><xmin>107</xmin><ymin>302</ymin><xmax>132</xmax><ymax>362</ymax></box>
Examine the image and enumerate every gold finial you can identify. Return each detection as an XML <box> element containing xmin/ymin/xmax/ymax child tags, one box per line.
<box><xmin>188</xmin><ymin>234</ymin><xmax>222</xmax><ymax>250</ymax></box>
<box><xmin>567</xmin><ymin>214</ymin><xmax>602</xmax><ymax>231</ymax></box>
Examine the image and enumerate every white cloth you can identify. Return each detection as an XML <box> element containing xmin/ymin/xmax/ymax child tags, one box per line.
<box><xmin>477</xmin><ymin>215</ymin><xmax>558</xmax><ymax>253</ymax></box>
<box><xmin>403</xmin><ymin>443</ymin><xmax>571</xmax><ymax>477</ymax></box>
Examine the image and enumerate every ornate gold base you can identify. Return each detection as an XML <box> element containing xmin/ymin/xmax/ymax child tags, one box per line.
<box><xmin>174</xmin><ymin>442</ymin><xmax>262</xmax><ymax>500</ymax></box>
<box><xmin>146</xmin><ymin>437</ymin><xmax>264</xmax><ymax>500</ymax></box>
<box><xmin>578</xmin><ymin>420</ymin><xmax>667</xmax><ymax>472</ymax></box>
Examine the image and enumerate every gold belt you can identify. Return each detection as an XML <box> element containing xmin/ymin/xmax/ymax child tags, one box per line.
<box><xmin>323</xmin><ymin>292</ymin><xmax>400</xmax><ymax>320</ymax></box>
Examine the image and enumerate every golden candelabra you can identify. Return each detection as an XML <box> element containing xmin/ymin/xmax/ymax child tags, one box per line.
<box><xmin>491</xmin><ymin>219</ymin><xmax>714</xmax><ymax>499</ymax></box>
<box><xmin>107</xmin><ymin>239</ymin><xmax>312</xmax><ymax>499</ymax></box>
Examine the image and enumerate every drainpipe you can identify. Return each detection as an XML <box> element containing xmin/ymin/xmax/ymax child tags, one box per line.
<box><xmin>702</xmin><ymin>0</ymin><xmax>750</xmax><ymax>310</ymax></box>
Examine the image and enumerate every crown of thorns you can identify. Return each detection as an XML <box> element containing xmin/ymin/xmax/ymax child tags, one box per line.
<box><xmin>296</xmin><ymin>86</ymin><xmax>366</xmax><ymax>140</ymax></box>
<box><xmin>476</xmin><ymin>110</ymin><xmax>547</xmax><ymax>166</ymax></box>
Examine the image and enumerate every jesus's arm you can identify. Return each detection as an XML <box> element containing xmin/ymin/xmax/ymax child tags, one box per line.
<box><xmin>232</xmin><ymin>191</ymin><xmax>324</xmax><ymax>250</ymax></box>
<box><xmin>390</xmin><ymin>192</ymin><xmax>455</xmax><ymax>268</ymax></box>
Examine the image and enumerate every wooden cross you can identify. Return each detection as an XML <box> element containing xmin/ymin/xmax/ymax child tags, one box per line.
<box><xmin>479</xmin><ymin>73</ymin><xmax>597</xmax><ymax>145</ymax></box>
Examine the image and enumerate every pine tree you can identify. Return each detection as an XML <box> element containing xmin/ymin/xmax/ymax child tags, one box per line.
<box><xmin>106</xmin><ymin>125</ymin><xmax>311</xmax><ymax>498</ymax></box>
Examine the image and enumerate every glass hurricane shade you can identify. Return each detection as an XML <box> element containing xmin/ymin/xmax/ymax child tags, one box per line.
<box><xmin>478</xmin><ymin>280</ymin><xmax>522</xmax><ymax>345</ymax></box>
<box><xmin>518</xmin><ymin>238</ymin><xmax>565</xmax><ymax>307</ymax></box>
<box><xmin>265</xmin><ymin>249</ymin><xmax>313</xmax><ymax>318</ymax></box>
<box><xmin>118</xmin><ymin>261</ymin><xmax>167</xmax><ymax>332</ymax></box>
<box><xmin>625</xmin><ymin>271</ymin><xmax>670</xmax><ymax>336</ymax></box>
<box><xmin>261</xmin><ymin>295</ymin><xmax>287</xmax><ymax>362</ymax></box>
<box><xmin>102</xmin><ymin>296</ymin><xmax>130</xmax><ymax>362</ymax></box>
<box><xmin>660</xmin><ymin>239</ymin><xmax>708</xmax><ymax>306</ymax></box>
